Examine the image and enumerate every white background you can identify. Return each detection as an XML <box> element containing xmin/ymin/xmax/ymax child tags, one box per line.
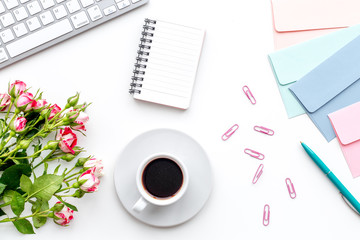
<box><xmin>2</xmin><ymin>0</ymin><xmax>360</xmax><ymax>239</ymax></box>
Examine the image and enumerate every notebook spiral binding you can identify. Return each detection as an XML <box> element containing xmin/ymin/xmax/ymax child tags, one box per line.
<box><xmin>129</xmin><ymin>18</ymin><xmax>157</xmax><ymax>94</ymax></box>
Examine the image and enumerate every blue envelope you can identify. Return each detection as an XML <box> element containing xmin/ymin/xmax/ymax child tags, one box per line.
<box><xmin>289</xmin><ymin>34</ymin><xmax>360</xmax><ymax>142</ymax></box>
<box><xmin>268</xmin><ymin>24</ymin><xmax>360</xmax><ymax>118</ymax></box>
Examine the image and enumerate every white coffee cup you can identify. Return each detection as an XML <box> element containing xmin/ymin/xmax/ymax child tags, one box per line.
<box><xmin>132</xmin><ymin>153</ymin><xmax>189</xmax><ymax>212</ymax></box>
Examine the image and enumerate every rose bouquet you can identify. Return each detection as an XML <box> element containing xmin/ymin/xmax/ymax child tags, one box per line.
<box><xmin>0</xmin><ymin>81</ymin><xmax>104</xmax><ymax>234</ymax></box>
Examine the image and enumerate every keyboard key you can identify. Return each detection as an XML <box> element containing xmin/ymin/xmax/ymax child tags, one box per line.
<box><xmin>13</xmin><ymin>23</ymin><xmax>28</xmax><ymax>37</ymax></box>
<box><xmin>66</xmin><ymin>0</ymin><xmax>81</xmax><ymax>14</ymax></box>
<box><xmin>70</xmin><ymin>11</ymin><xmax>89</xmax><ymax>29</ymax></box>
<box><xmin>6</xmin><ymin>19</ymin><xmax>73</xmax><ymax>58</ymax></box>
<box><xmin>80</xmin><ymin>0</ymin><xmax>94</xmax><ymax>8</ymax></box>
<box><xmin>131</xmin><ymin>0</ymin><xmax>141</xmax><ymax>3</ymax></box>
<box><xmin>39</xmin><ymin>11</ymin><xmax>54</xmax><ymax>25</ymax></box>
<box><xmin>0</xmin><ymin>29</ymin><xmax>15</xmax><ymax>43</ymax></box>
<box><xmin>104</xmin><ymin>5</ymin><xmax>116</xmax><ymax>16</ymax></box>
<box><xmin>4</xmin><ymin>0</ymin><xmax>19</xmax><ymax>10</ymax></box>
<box><xmin>1</xmin><ymin>13</ymin><xmax>15</xmax><ymax>27</ymax></box>
<box><xmin>20</xmin><ymin>0</ymin><xmax>31</xmax><ymax>3</ymax></box>
<box><xmin>40</xmin><ymin>0</ymin><xmax>55</xmax><ymax>9</ymax></box>
<box><xmin>26</xmin><ymin>17</ymin><xmax>41</xmax><ymax>31</ymax></box>
<box><xmin>27</xmin><ymin>1</ymin><xmax>42</xmax><ymax>15</ymax></box>
<box><xmin>13</xmin><ymin>7</ymin><xmax>29</xmax><ymax>21</ymax></box>
<box><xmin>117</xmin><ymin>0</ymin><xmax>130</xmax><ymax>10</ymax></box>
<box><xmin>87</xmin><ymin>5</ymin><xmax>102</xmax><ymax>21</ymax></box>
<box><xmin>0</xmin><ymin>2</ymin><xmax>5</xmax><ymax>14</ymax></box>
<box><xmin>53</xmin><ymin>5</ymin><xmax>67</xmax><ymax>19</ymax></box>
<box><xmin>0</xmin><ymin>48</ymin><xmax>9</xmax><ymax>63</ymax></box>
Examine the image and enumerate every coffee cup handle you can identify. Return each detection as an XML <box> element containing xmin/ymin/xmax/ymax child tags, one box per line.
<box><xmin>132</xmin><ymin>197</ymin><xmax>148</xmax><ymax>212</ymax></box>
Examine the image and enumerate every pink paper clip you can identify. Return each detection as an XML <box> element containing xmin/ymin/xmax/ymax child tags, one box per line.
<box><xmin>285</xmin><ymin>178</ymin><xmax>296</xmax><ymax>199</ymax></box>
<box><xmin>252</xmin><ymin>164</ymin><xmax>264</xmax><ymax>184</ymax></box>
<box><xmin>254</xmin><ymin>126</ymin><xmax>274</xmax><ymax>136</ymax></box>
<box><xmin>263</xmin><ymin>204</ymin><xmax>270</xmax><ymax>226</ymax></box>
<box><xmin>222</xmin><ymin>124</ymin><xmax>239</xmax><ymax>141</ymax></box>
<box><xmin>244</xmin><ymin>148</ymin><xmax>265</xmax><ymax>160</ymax></box>
<box><xmin>242</xmin><ymin>85</ymin><xmax>256</xmax><ymax>104</ymax></box>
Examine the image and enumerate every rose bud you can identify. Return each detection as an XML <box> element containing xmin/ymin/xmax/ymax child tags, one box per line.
<box><xmin>65</xmin><ymin>92</ymin><xmax>79</xmax><ymax>109</ymax></box>
<box><xmin>56</xmin><ymin>127</ymin><xmax>77</xmax><ymax>154</ymax></box>
<box><xmin>63</xmin><ymin>109</ymin><xmax>80</xmax><ymax>123</ymax></box>
<box><xmin>78</xmin><ymin>169</ymin><xmax>100</xmax><ymax>193</ymax></box>
<box><xmin>43</xmin><ymin>140</ymin><xmax>59</xmax><ymax>150</ymax></box>
<box><xmin>61</xmin><ymin>153</ymin><xmax>76</xmax><ymax>162</ymax></box>
<box><xmin>84</xmin><ymin>158</ymin><xmax>104</xmax><ymax>178</ymax></box>
<box><xmin>53</xmin><ymin>202</ymin><xmax>74</xmax><ymax>226</ymax></box>
<box><xmin>32</xmin><ymin>99</ymin><xmax>47</xmax><ymax>112</ymax></box>
<box><xmin>48</xmin><ymin>104</ymin><xmax>61</xmax><ymax>120</ymax></box>
<box><xmin>0</xmin><ymin>93</ymin><xmax>11</xmax><ymax>112</ymax></box>
<box><xmin>19</xmin><ymin>139</ymin><xmax>32</xmax><ymax>149</ymax></box>
<box><xmin>71</xmin><ymin>112</ymin><xmax>89</xmax><ymax>131</ymax></box>
<box><xmin>15</xmin><ymin>92</ymin><xmax>34</xmax><ymax>112</ymax></box>
<box><xmin>8</xmin><ymin>80</ymin><xmax>26</xmax><ymax>98</ymax></box>
<box><xmin>10</xmin><ymin>117</ymin><xmax>27</xmax><ymax>133</ymax></box>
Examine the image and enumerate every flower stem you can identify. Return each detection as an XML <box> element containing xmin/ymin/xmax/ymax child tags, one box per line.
<box><xmin>4</xmin><ymin>101</ymin><xmax>13</xmax><ymax>121</ymax></box>
<box><xmin>32</xmin><ymin>149</ymin><xmax>56</xmax><ymax>169</ymax></box>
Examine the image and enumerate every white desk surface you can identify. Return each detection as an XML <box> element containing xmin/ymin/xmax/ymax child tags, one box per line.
<box><xmin>2</xmin><ymin>0</ymin><xmax>360</xmax><ymax>239</ymax></box>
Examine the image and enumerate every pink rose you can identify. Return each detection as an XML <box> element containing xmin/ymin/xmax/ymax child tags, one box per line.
<box><xmin>78</xmin><ymin>169</ymin><xmax>100</xmax><ymax>192</ymax></box>
<box><xmin>0</xmin><ymin>93</ymin><xmax>11</xmax><ymax>111</ymax></box>
<box><xmin>8</xmin><ymin>80</ymin><xmax>26</xmax><ymax>97</ymax></box>
<box><xmin>32</xmin><ymin>99</ymin><xmax>47</xmax><ymax>111</ymax></box>
<box><xmin>53</xmin><ymin>202</ymin><xmax>74</xmax><ymax>226</ymax></box>
<box><xmin>49</xmin><ymin>104</ymin><xmax>61</xmax><ymax>120</ymax></box>
<box><xmin>56</xmin><ymin>127</ymin><xmax>77</xmax><ymax>154</ymax></box>
<box><xmin>84</xmin><ymin>158</ymin><xmax>104</xmax><ymax>178</ymax></box>
<box><xmin>13</xmin><ymin>117</ymin><xmax>27</xmax><ymax>132</ymax></box>
<box><xmin>72</xmin><ymin>112</ymin><xmax>89</xmax><ymax>131</ymax></box>
<box><xmin>16</xmin><ymin>92</ymin><xmax>34</xmax><ymax>112</ymax></box>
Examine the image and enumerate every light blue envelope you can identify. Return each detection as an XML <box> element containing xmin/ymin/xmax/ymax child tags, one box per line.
<box><xmin>268</xmin><ymin>24</ymin><xmax>360</xmax><ymax>118</ymax></box>
<box><xmin>289</xmin><ymin>34</ymin><xmax>360</xmax><ymax>142</ymax></box>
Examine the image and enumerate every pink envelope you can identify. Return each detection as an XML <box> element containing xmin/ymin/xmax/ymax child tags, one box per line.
<box><xmin>329</xmin><ymin>102</ymin><xmax>360</xmax><ymax>178</ymax></box>
<box><xmin>271</xmin><ymin>0</ymin><xmax>360</xmax><ymax>49</ymax></box>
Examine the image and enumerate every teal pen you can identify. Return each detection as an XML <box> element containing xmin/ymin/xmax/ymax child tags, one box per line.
<box><xmin>301</xmin><ymin>142</ymin><xmax>360</xmax><ymax>214</ymax></box>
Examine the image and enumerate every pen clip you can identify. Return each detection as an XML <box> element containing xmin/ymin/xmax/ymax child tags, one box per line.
<box><xmin>340</xmin><ymin>193</ymin><xmax>360</xmax><ymax>216</ymax></box>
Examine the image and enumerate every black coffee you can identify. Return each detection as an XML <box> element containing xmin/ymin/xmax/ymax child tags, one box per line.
<box><xmin>142</xmin><ymin>158</ymin><xmax>183</xmax><ymax>198</ymax></box>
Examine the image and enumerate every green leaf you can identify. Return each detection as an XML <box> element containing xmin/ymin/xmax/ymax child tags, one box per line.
<box><xmin>60</xmin><ymin>200</ymin><xmax>78</xmax><ymax>212</ymax></box>
<box><xmin>0</xmin><ymin>164</ymin><xmax>31</xmax><ymax>190</ymax></box>
<box><xmin>31</xmin><ymin>200</ymin><xmax>49</xmax><ymax>228</ymax></box>
<box><xmin>13</xmin><ymin>219</ymin><xmax>35</xmax><ymax>234</ymax></box>
<box><xmin>29</xmin><ymin>174</ymin><xmax>64</xmax><ymax>201</ymax></box>
<box><xmin>42</xmin><ymin>163</ymin><xmax>48</xmax><ymax>175</ymax></box>
<box><xmin>32</xmin><ymin>143</ymin><xmax>42</xmax><ymax>160</ymax></box>
<box><xmin>11</xmin><ymin>191</ymin><xmax>25</xmax><ymax>216</ymax></box>
<box><xmin>32</xmin><ymin>215</ymin><xmax>47</xmax><ymax>229</ymax></box>
<box><xmin>20</xmin><ymin>175</ymin><xmax>32</xmax><ymax>194</ymax></box>
<box><xmin>0</xmin><ymin>182</ymin><xmax>6</xmax><ymax>195</ymax></box>
<box><xmin>14</xmin><ymin>151</ymin><xmax>29</xmax><ymax>165</ymax></box>
<box><xmin>53</xmin><ymin>164</ymin><xmax>61</xmax><ymax>175</ymax></box>
<box><xmin>3</xmin><ymin>190</ymin><xmax>15</xmax><ymax>203</ymax></box>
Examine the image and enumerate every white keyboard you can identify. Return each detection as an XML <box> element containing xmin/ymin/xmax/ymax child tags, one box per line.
<box><xmin>0</xmin><ymin>0</ymin><xmax>149</xmax><ymax>69</ymax></box>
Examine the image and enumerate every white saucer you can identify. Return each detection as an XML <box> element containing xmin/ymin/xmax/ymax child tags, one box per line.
<box><xmin>114</xmin><ymin>128</ymin><xmax>213</xmax><ymax>227</ymax></box>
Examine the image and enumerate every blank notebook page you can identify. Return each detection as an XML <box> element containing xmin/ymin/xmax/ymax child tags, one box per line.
<box><xmin>130</xmin><ymin>19</ymin><xmax>205</xmax><ymax>109</ymax></box>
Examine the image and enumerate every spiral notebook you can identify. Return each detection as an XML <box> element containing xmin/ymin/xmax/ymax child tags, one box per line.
<box><xmin>129</xmin><ymin>19</ymin><xmax>205</xmax><ymax>109</ymax></box>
